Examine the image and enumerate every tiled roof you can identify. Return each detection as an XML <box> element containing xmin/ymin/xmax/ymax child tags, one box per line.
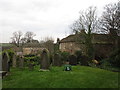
<box><xmin>60</xmin><ymin>33</ymin><xmax>120</xmax><ymax>44</ymax></box>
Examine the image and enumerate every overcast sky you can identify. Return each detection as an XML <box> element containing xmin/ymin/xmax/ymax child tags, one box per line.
<box><xmin>0</xmin><ymin>0</ymin><xmax>118</xmax><ymax>43</ymax></box>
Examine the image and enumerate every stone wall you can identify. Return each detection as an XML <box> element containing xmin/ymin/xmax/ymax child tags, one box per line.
<box><xmin>23</xmin><ymin>47</ymin><xmax>44</xmax><ymax>55</ymax></box>
<box><xmin>59</xmin><ymin>42</ymin><xmax>80</xmax><ymax>54</ymax></box>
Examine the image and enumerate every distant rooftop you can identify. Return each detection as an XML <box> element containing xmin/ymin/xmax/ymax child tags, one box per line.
<box><xmin>60</xmin><ymin>32</ymin><xmax>120</xmax><ymax>44</ymax></box>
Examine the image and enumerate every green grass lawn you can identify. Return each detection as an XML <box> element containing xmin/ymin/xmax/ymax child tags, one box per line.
<box><xmin>2</xmin><ymin>65</ymin><xmax>119</xmax><ymax>88</ymax></box>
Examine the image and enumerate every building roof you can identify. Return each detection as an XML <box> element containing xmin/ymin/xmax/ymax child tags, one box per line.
<box><xmin>60</xmin><ymin>35</ymin><xmax>77</xmax><ymax>43</ymax></box>
<box><xmin>60</xmin><ymin>33</ymin><xmax>120</xmax><ymax>44</ymax></box>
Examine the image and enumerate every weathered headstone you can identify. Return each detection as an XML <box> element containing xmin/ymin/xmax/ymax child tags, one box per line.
<box><xmin>1</xmin><ymin>52</ymin><xmax>10</xmax><ymax>78</ymax></box>
<box><xmin>40</xmin><ymin>49</ymin><xmax>50</xmax><ymax>70</ymax></box>
<box><xmin>53</xmin><ymin>53</ymin><xmax>62</xmax><ymax>66</ymax></box>
<box><xmin>69</xmin><ymin>55</ymin><xmax>77</xmax><ymax>65</ymax></box>
<box><xmin>16</xmin><ymin>51</ymin><xmax>24</xmax><ymax>69</ymax></box>
<box><xmin>12</xmin><ymin>54</ymin><xmax>17</xmax><ymax>67</ymax></box>
<box><xmin>18</xmin><ymin>56</ymin><xmax>24</xmax><ymax>69</ymax></box>
<box><xmin>2</xmin><ymin>52</ymin><xmax>10</xmax><ymax>72</ymax></box>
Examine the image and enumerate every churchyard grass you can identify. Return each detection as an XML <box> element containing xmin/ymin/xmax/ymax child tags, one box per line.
<box><xmin>2</xmin><ymin>65</ymin><xmax>119</xmax><ymax>88</ymax></box>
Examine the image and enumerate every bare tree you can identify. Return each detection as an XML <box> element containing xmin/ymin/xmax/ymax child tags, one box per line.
<box><xmin>21</xmin><ymin>37</ymin><xmax>27</xmax><ymax>46</ymax></box>
<box><xmin>71</xmin><ymin>6</ymin><xmax>98</xmax><ymax>34</ymax></box>
<box><xmin>11</xmin><ymin>31</ymin><xmax>23</xmax><ymax>47</ymax></box>
<box><xmin>71</xmin><ymin>6</ymin><xmax>98</xmax><ymax>60</ymax></box>
<box><xmin>24</xmin><ymin>31</ymin><xmax>36</xmax><ymax>43</ymax></box>
<box><xmin>100</xmin><ymin>1</ymin><xmax>120</xmax><ymax>34</ymax></box>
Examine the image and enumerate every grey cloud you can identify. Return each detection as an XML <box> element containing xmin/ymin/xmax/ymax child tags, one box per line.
<box><xmin>0</xmin><ymin>0</ymin><xmax>118</xmax><ymax>43</ymax></box>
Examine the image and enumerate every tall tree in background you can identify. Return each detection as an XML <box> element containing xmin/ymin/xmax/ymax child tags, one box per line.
<box><xmin>71</xmin><ymin>6</ymin><xmax>98</xmax><ymax>60</ymax></box>
<box><xmin>100</xmin><ymin>1</ymin><xmax>120</xmax><ymax>34</ymax></box>
<box><xmin>11</xmin><ymin>31</ymin><xmax>23</xmax><ymax>47</ymax></box>
<box><xmin>100</xmin><ymin>1</ymin><xmax>120</xmax><ymax>50</ymax></box>
<box><xmin>39</xmin><ymin>37</ymin><xmax>54</xmax><ymax>54</ymax></box>
<box><xmin>24</xmin><ymin>31</ymin><xmax>36</xmax><ymax>43</ymax></box>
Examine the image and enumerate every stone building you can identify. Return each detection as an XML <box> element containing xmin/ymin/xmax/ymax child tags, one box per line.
<box><xmin>21</xmin><ymin>43</ymin><xmax>45</xmax><ymax>55</ymax></box>
<box><xmin>59</xmin><ymin>29</ymin><xmax>120</xmax><ymax>59</ymax></box>
<box><xmin>11</xmin><ymin>43</ymin><xmax>44</xmax><ymax>55</ymax></box>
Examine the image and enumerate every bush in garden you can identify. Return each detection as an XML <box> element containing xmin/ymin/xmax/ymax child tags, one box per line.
<box><xmin>75</xmin><ymin>50</ymin><xmax>82</xmax><ymax>64</ymax></box>
<box><xmin>80</xmin><ymin>55</ymin><xmax>89</xmax><ymax>66</ymax></box>
<box><xmin>60</xmin><ymin>51</ymin><xmax>70</xmax><ymax>63</ymax></box>
<box><xmin>24</xmin><ymin>54</ymin><xmax>35</xmax><ymax>57</ymax></box>
<box><xmin>24</xmin><ymin>55</ymin><xmax>40</xmax><ymax>66</ymax></box>
<box><xmin>99</xmin><ymin>59</ymin><xmax>111</xmax><ymax>69</ymax></box>
<box><xmin>74</xmin><ymin>50</ymin><xmax>89</xmax><ymax>66</ymax></box>
<box><xmin>109</xmin><ymin>49</ymin><xmax>120</xmax><ymax>67</ymax></box>
<box><xmin>68</xmin><ymin>55</ymin><xmax>77</xmax><ymax>65</ymax></box>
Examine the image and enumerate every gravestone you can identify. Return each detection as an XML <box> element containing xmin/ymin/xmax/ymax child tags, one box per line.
<box><xmin>12</xmin><ymin>54</ymin><xmax>17</xmax><ymax>67</ymax></box>
<box><xmin>2</xmin><ymin>52</ymin><xmax>10</xmax><ymax>72</ymax></box>
<box><xmin>69</xmin><ymin>55</ymin><xmax>77</xmax><ymax>65</ymax></box>
<box><xmin>16</xmin><ymin>52</ymin><xmax>24</xmax><ymax>69</ymax></box>
<box><xmin>1</xmin><ymin>52</ymin><xmax>10</xmax><ymax>78</ymax></box>
<box><xmin>40</xmin><ymin>49</ymin><xmax>50</xmax><ymax>70</ymax></box>
<box><xmin>53</xmin><ymin>53</ymin><xmax>62</xmax><ymax>66</ymax></box>
<box><xmin>18</xmin><ymin>56</ymin><xmax>24</xmax><ymax>69</ymax></box>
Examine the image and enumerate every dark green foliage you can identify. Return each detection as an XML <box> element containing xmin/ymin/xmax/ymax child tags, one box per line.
<box><xmin>75</xmin><ymin>50</ymin><xmax>89</xmax><ymax>66</ymax></box>
<box><xmin>99</xmin><ymin>59</ymin><xmax>111</xmax><ymax>69</ymax></box>
<box><xmin>75</xmin><ymin>50</ymin><xmax>82</xmax><ymax>64</ymax></box>
<box><xmin>75</xmin><ymin>50</ymin><xmax>82</xmax><ymax>56</ymax></box>
<box><xmin>80</xmin><ymin>55</ymin><xmax>89</xmax><ymax>66</ymax></box>
<box><xmin>68</xmin><ymin>55</ymin><xmax>77</xmax><ymax>65</ymax></box>
<box><xmin>60</xmin><ymin>51</ymin><xmax>70</xmax><ymax>62</ymax></box>
<box><xmin>24</xmin><ymin>57</ymin><xmax>35</xmax><ymax>61</ymax></box>
<box><xmin>91</xmin><ymin>49</ymin><xmax>120</xmax><ymax>71</ymax></box>
<box><xmin>24</xmin><ymin>54</ymin><xmax>35</xmax><ymax>57</ymax></box>
<box><xmin>24</xmin><ymin>55</ymin><xmax>40</xmax><ymax>66</ymax></box>
<box><xmin>109</xmin><ymin>49</ymin><xmax>120</xmax><ymax>67</ymax></box>
<box><xmin>99</xmin><ymin>58</ymin><xmax>120</xmax><ymax>72</ymax></box>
